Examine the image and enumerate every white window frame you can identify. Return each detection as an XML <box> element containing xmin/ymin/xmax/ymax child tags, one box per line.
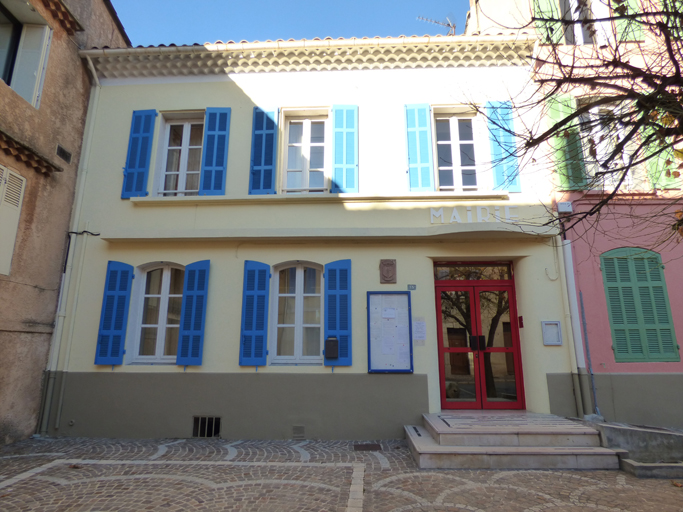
<box><xmin>269</xmin><ymin>261</ymin><xmax>324</xmax><ymax>365</ymax></box>
<box><xmin>560</xmin><ymin>0</ymin><xmax>594</xmax><ymax>45</ymax></box>
<box><xmin>0</xmin><ymin>1</ymin><xmax>51</xmax><ymax>107</ymax></box>
<box><xmin>280</xmin><ymin>108</ymin><xmax>331</xmax><ymax>194</ymax></box>
<box><xmin>153</xmin><ymin>112</ymin><xmax>204</xmax><ymax>197</ymax></box>
<box><xmin>578</xmin><ymin>104</ymin><xmax>633</xmax><ymax>191</ymax></box>
<box><xmin>127</xmin><ymin>263</ymin><xmax>185</xmax><ymax>364</ymax></box>
<box><xmin>432</xmin><ymin>109</ymin><xmax>492</xmax><ymax>193</ymax></box>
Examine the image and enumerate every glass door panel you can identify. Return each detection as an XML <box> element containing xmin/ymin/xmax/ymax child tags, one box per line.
<box><xmin>477</xmin><ymin>288</ymin><xmax>522</xmax><ymax>408</ymax></box>
<box><xmin>442</xmin><ymin>353</ymin><xmax>477</xmax><ymax>402</ymax></box>
<box><xmin>439</xmin><ymin>290</ymin><xmax>480</xmax><ymax>407</ymax></box>
<box><xmin>481</xmin><ymin>352</ymin><xmax>517</xmax><ymax>402</ymax></box>
<box><xmin>440</xmin><ymin>290</ymin><xmax>473</xmax><ymax>346</ymax></box>
<box><xmin>478</xmin><ymin>290</ymin><xmax>510</xmax><ymax>349</ymax></box>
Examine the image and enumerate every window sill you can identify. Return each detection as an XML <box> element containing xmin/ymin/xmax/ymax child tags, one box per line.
<box><xmin>127</xmin><ymin>360</ymin><xmax>177</xmax><ymax>365</ymax></box>
<box><xmin>269</xmin><ymin>362</ymin><xmax>323</xmax><ymax>366</ymax></box>
<box><xmin>130</xmin><ymin>191</ymin><xmax>511</xmax><ymax>207</ymax></box>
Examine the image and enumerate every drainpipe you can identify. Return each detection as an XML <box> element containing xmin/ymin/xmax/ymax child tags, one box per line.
<box><xmin>554</xmin><ymin>236</ymin><xmax>585</xmax><ymax>418</ymax></box>
<box><xmin>561</xmin><ymin>239</ymin><xmax>589</xmax><ymax>416</ymax></box>
<box><xmin>39</xmin><ymin>64</ymin><xmax>100</xmax><ymax>435</ymax></box>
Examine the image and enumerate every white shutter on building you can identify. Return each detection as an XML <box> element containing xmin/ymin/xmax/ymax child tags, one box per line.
<box><xmin>0</xmin><ymin>167</ymin><xmax>26</xmax><ymax>275</ymax></box>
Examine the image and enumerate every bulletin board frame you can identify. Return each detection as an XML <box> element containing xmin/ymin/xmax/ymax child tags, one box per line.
<box><xmin>367</xmin><ymin>291</ymin><xmax>414</xmax><ymax>373</ymax></box>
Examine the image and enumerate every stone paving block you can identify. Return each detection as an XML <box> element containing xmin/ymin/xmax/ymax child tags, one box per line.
<box><xmin>1</xmin><ymin>438</ymin><xmax>682</xmax><ymax>511</ymax></box>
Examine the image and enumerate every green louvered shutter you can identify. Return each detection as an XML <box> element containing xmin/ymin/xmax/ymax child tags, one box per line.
<box><xmin>405</xmin><ymin>104</ymin><xmax>434</xmax><ymax>192</ymax></box>
<box><xmin>616</xmin><ymin>0</ymin><xmax>643</xmax><ymax>41</ymax></box>
<box><xmin>533</xmin><ymin>0</ymin><xmax>564</xmax><ymax>44</ymax></box>
<box><xmin>548</xmin><ymin>96</ymin><xmax>587</xmax><ymax>190</ymax></box>
<box><xmin>602</xmin><ymin>248</ymin><xmax>679</xmax><ymax>362</ymax></box>
<box><xmin>645</xmin><ymin>127</ymin><xmax>680</xmax><ymax>190</ymax></box>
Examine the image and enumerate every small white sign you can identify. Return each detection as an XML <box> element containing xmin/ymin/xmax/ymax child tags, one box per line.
<box><xmin>382</xmin><ymin>307</ymin><xmax>396</xmax><ymax>319</ymax></box>
<box><xmin>413</xmin><ymin>316</ymin><xmax>427</xmax><ymax>346</ymax></box>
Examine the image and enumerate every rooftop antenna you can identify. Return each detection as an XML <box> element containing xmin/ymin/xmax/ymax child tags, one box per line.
<box><xmin>417</xmin><ymin>16</ymin><xmax>457</xmax><ymax>36</ymax></box>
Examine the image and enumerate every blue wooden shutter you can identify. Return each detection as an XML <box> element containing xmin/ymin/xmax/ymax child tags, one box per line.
<box><xmin>487</xmin><ymin>101</ymin><xmax>521</xmax><ymax>193</ymax></box>
<box><xmin>95</xmin><ymin>261</ymin><xmax>134</xmax><ymax>365</ymax></box>
<box><xmin>331</xmin><ymin>105</ymin><xmax>359</xmax><ymax>193</ymax></box>
<box><xmin>405</xmin><ymin>105</ymin><xmax>434</xmax><ymax>192</ymax></box>
<box><xmin>249</xmin><ymin>107</ymin><xmax>277</xmax><ymax>195</ymax></box>
<box><xmin>200</xmin><ymin>108</ymin><xmax>231</xmax><ymax>195</ymax></box>
<box><xmin>177</xmin><ymin>260</ymin><xmax>210</xmax><ymax>366</ymax></box>
<box><xmin>325</xmin><ymin>259</ymin><xmax>352</xmax><ymax>366</ymax></box>
<box><xmin>122</xmin><ymin>110</ymin><xmax>156</xmax><ymax>199</ymax></box>
<box><xmin>239</xmin><ymin>260</ymin><xmax>270</xmax><ymax>366</ymax></box>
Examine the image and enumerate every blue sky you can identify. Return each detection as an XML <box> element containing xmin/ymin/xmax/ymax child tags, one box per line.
<box><xmin>110</xmin><ymin>0</ymin><xmax>472</xmax><ymax>47</ymax></box>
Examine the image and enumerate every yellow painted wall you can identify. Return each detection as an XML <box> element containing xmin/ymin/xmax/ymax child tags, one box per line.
<box><xmin>56</xmin><ymin>63</ymin><xmax>572</xmax><ymax>416</ymax></box>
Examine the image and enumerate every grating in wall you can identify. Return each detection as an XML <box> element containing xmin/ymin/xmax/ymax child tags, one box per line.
<box><xmin>193</xmin><ymin>416</ymin><xmax>221</xmax><ymax>438</ymax></box>
<box><xmin>56</xmin><ymin>145</ymin><xmax>72</xmax><ymax>164</ymax></box>
<box><xmin>292</xmin><ymin>425</ymin><xmax>305</xmax><ymax>440</ymax></box>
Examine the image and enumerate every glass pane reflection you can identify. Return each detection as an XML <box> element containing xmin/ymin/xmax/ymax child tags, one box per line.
<box><xmin>434</xmin><ymin>265</ymin><xmax>511</xmax><ymax>281</ymax></box>
<box><xmin>483</xmin><ymin>352</ymin><xmax>517</xmax><ymax>401</ymax></box>
<box><xmin>443</xmin><ymin>354</ymin><xmax>476</xmax><ymax>402</ymax></box>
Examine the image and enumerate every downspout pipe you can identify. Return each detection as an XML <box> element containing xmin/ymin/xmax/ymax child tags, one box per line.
<box><xmin>38</xmin><ymin>61</ymin><xmax>101</xmax><ymax>435</ymax></box>
<box><xmin>561</xmin><ymin>239</ymin><xmax>588</xmax><ymax>417</ymax></box>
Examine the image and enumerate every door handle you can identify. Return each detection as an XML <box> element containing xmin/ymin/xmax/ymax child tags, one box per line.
<box><xmin>469</xmin><ymin>335</ymin><xmax>479</xmax><ymax>351</ymax></box>
<box><xmin>478</xmin><ymin>335</ymin><xmax>486</xmax><ymax>351</ymax></box>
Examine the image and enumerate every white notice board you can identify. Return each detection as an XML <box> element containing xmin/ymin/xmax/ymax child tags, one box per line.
<box><xmin>367</xmin><ymin>291</ymin><xmax>413</xmax><ymax>373</ymax></box>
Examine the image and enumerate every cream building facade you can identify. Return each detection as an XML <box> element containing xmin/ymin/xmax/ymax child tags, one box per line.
<box><xmin>41</xmin><ymin>6</ymin><xmax>588</xmax><ymax>439</ymax></box>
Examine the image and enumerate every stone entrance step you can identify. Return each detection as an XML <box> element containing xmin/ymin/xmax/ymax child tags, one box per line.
<box><xmin>405</xmin><ymin>411</ymin><xmax>621</xmax><ymax>470</ymax></box>
<box><xmin>423</xmin><ymin>412</ymin><xmax>601</xmax><ymax>447</ymax></box>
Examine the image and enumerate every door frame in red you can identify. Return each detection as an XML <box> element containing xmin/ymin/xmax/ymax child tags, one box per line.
<box><xmin>434</xmin><ymin>264</ymin><xmax>525</xmax><ymax>410</ymax></box>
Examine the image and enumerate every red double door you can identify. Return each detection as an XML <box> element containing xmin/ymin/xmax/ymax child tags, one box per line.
<box><xmin>436</xmin><ymin>283</ymin><xmax>525</xmax><ymax>410</ymax></box>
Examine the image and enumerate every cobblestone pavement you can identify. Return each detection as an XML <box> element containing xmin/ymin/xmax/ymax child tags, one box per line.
<box><xmin>1</xmin><ymin>438</ymin><xmax>682</xmax><ymax>511</ymax></box>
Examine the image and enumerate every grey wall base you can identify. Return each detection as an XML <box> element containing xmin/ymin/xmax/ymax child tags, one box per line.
<box><xmin>44</xmin><ymin>372</ymin><xmax>428</xmax><ymax>440</ymax></box>
<box><xmin>547</xmin><ymin>372</ymin><xmax>683</xmax><ymax>430</ymax></box>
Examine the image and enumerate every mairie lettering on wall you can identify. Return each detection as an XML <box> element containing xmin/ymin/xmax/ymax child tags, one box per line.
<box><xmin>430</xmin><ymin>206</ymin><xmax>520</xmax><ymax>224</ymax></box>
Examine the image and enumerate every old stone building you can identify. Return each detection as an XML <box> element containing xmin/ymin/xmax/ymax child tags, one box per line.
<box><xmin>0</xmin><ymin>0</ymin><xmax>129</xmax><ymax>444</ymax></box>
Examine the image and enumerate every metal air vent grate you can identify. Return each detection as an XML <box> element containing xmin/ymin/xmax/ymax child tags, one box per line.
<box><xmin>292</xmin><ymin>425</ymin><xmax>305</xmax><ymax>440</ymax></box>
<box><xmin>193</xmin><ymin>416</ymin><xmax>221</xmax><ymax>438</ymax></box>
<box><xmin>56</xmin><ymin>145</ymin><xmax>72</xmax><ymax>164</ymax></box>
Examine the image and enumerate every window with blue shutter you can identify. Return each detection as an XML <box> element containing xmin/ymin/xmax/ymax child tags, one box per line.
<box><xmin>487</xmin><ymin>101</ymin><xmax>521</xmax><ymax>193</ymax></box>
<box><xmin>122</xmin><ymin>110</ymin><xmax>156</xmax><ymax>199</ymax></box>
<box><xmin>331</xmin><ymin>105</ymin><xmax>359</xmax><ymax>193</ymax></box>
<box><xmin>240</xmin><ymin>260</ymin><xmax>270</xmax><ymax>366</ymax></box>
<box><xmin>601</xmin><ymin>248</ymin><xmax>679</xmax><ymax>362</ymax></box>
<box><xmin>95</xmin><ymin>261</ymin><xmax>134</xmax><ymax>365</ymax></box>
<box><xmin>405</xmin><ymin>104</ymin><xmax>434</xmax><ymax>192</ymax></box>
<box><xmin>200</xmin><ymin>108</ymin><xmax>231</xmax><ymax>196</ymax></box>
<box><xmin>177</xmin><ymin>260</ymin><xmax>210</xmax><ymax>366</ymax></box>
<box><xmin>325</xmin><ymin>259</ymin><xmax>352</xmax><ymax>366</ymax></box>
<box><xmin>249</xmin><ymin>107</ymin><xmax>277</xmax><ymax>195</ymax></box>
